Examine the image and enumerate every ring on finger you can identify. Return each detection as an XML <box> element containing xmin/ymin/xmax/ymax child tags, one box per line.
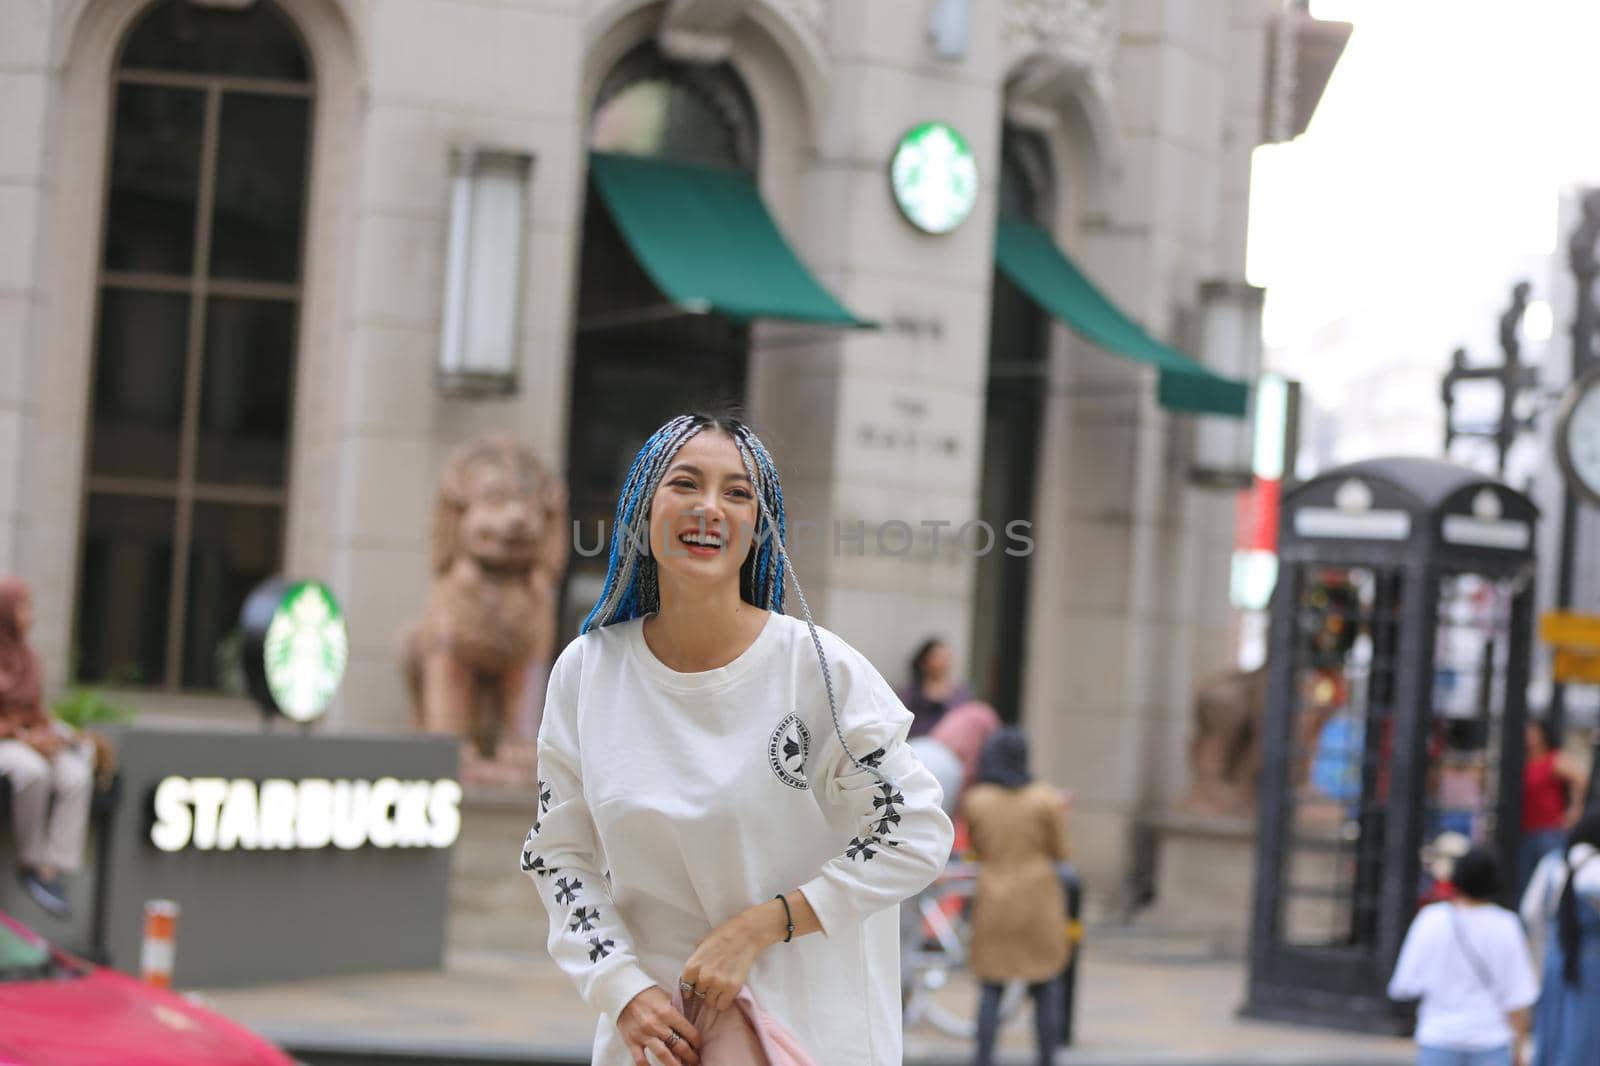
<box><xmin>678</xmin><ymin>980</ymin><xmax>695</xmax><ymax>993</ymax></box>
<box><xmin>666</xmin><ymin>1032</ymin><xmax>681</xmax><ymax>1049</ymax></box>
<box><xmin>693</xmin><ymin>988</ymin><xmax>707</xmax><ymax>998</ymax></box>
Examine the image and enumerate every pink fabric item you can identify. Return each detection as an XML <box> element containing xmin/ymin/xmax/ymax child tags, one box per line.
<box><xmin>929</xmin><ymin>700</ymin><xmax>1002</xmax><ymax>789</ymax></box>
<box><xmin>670</xmin><ymin>987</ymin><xmax>817</xmax><ymax>1066</ymax></box>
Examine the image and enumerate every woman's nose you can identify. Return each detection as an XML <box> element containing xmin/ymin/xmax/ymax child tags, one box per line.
<box><xmin>691</xmin><ymin>495</ymin><xmax>726</xmax><ymax>524</ymax></box>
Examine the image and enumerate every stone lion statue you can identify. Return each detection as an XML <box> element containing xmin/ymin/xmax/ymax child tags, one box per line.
<box><xmin>1178</xmin><ymin>665</ymin><xmax>1269</xmax><ymax>817</ymax></box>
<box><xmin>402</xmin><ymin>433</ymin><xmax>568</xmax><ymax>765</ymax></box>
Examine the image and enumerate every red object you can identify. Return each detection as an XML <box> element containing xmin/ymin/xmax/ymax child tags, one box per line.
<box><xmin>1523</xmin><ymin>752</ymin><xmax>1569</xmax><ymax>832</ymax></box>
<box><xmin>0</xmin><ymin>911</ymin><xmax>294</xmax><ymax>1066</ymax></box>
<box><xmin>1234</xmin><ymin>477</ymin><xmax>1282</xmax><ymax>553</ymax></box>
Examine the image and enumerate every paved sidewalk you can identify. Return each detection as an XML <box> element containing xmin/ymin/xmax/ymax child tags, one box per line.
<box><xmin>191</xmin><ymin>928</ymin><xmax>1414</xmax><ymax>1065</ymax></box>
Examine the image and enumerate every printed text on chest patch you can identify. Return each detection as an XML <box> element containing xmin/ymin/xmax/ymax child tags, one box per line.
<box><xmin>768</xmin><ymin>712</ymin><xmax>811</xmax><ymax>790</ymax></box>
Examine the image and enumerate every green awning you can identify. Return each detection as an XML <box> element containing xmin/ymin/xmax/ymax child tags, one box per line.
<box><xmin>588</xmin><ymin>152</ymin><xmax>869</xmax><ymax>328</ymax></box>
<box><xmin>995</xmin><ymin>219</ymin><xmax>1250</xmax><ymax>418</ymax></box>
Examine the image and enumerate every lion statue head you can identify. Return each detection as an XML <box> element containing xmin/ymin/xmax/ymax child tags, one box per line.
<box><xmin>432</xmin><ymin>433</ymin><xmax>567</xmax><ymax>582</ymax></box>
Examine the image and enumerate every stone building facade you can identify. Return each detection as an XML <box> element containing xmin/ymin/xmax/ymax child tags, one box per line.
<box><xmin>1</xmin><ymin>0</ymin><xmax>1292</xmax><ymax>908</ymax></box>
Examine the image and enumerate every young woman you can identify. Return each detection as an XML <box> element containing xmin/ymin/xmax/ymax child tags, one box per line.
<box><xmin>1388</xmin><ymin>848</ymin><xmax>1538</xmax><ymax>1066</ymax></box>
<box><xmin>1518</xmin><ymin>720</ymin><xmax>1586</xmax><ymax>895</ymax></box>
<box><xmin>899</xmin><ymin>638</ymin><xmax>972</xmax><ymax>738</ymax></box>
<box><xmin>0</xmin><ymin>578</ymin><xmax>96</xmax><ymax>919</ymax></box>
<box><xmin>962</xmin><ymin>727</ymin><xmax>1071</xmax><ymax>1066</ymax></box>
<box><xmin>520</xmin><ymin>414</ymin><xmax>954</xmax><ymax>1065</ymax></box>
<box><xmin>1520</xmin><ymin>814</ymin><xmax>1600</xmax><ymax>1065</ymax></box>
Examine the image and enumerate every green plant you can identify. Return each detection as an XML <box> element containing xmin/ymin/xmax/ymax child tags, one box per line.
<box><xmin>51</xmin><ymin>687</ymin><xmax>136</xmax><ymax>729</ymax></box>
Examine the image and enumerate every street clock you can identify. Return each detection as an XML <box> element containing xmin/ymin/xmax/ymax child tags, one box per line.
<box><xmin>889</xmin><ymin>121</ymin><xmax>978</xmax><ymax>235</ymax></box>
<box><xmin>1555</xmin><ymin>365</ymin><xmax>1600</xmax><ymax>507</ymax></box>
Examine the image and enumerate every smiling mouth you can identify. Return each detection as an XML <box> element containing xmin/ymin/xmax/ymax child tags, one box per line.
<box><xmin>678</xmin><ymin>531</ymin><xmax>724</xmax><ymax>551</ymax></box>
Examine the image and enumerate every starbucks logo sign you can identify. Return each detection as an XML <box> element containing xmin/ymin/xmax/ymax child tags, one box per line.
<box><xmin>241</xmin><ymin>578</ymin><xmax>348</xmax><ymax>723</ymax></box>
<box><xmin>889</xmin><ymin>121</ymin><xmax>979</xmax><ymax>235</ymax></box>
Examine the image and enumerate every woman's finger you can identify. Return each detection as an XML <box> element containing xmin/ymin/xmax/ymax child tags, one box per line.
<box><xmin>667</xmin><ymin>1030</ymin><xmax>701</xmax><ymax>1066</ymax></box>
<box><xmin>646</xmin><ymin>1035</ymin><xmax>691</xmax><ymax>1066</ymax></box>
<box><xmin>663</xmin><ymin>1008</ymin><xmax>701</xmax><ymax>1049</ymax></box>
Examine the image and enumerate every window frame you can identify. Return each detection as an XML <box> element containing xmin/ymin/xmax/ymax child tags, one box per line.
<box><xmin>72</xmin><ymin>0</ymin><xmax>315</xmax><ymax>694</ymax></box>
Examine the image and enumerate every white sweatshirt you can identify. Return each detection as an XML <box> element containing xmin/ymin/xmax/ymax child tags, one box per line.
<box><xmin>521</xmin><ymin>611</ymin><xmax>954</xmax><ymax>1065</ymax></box>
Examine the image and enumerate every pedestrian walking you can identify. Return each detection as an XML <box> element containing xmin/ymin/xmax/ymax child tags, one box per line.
<box><xmin>1519</xmin><ymin>813</ymin><xmax>1600</xmax><ymax>1066</ymax></box>
<box><xmin>1517</xmin><ymin>721</ymin><xmax>1586</xmax><ymax>896</ymax></box>
<box><xmin>0</xmin><ymin>577</ymin><xmax>97</xmax><ymax>920</ymax></box>
<box><xmin>900</xmin><ymin>638</ymin><xmax>973</xmax><ymax>738</ymax></box>
<box><xmin>962</xmin><ymin>727</ymin><xmax>1070</xmax><ymax>1066</ymax></box>
<box><xmin>1387</xmin><ymin>847</ymin><xmax>1538</xmax><ymax>1066</ymax></box>
<box><xmin>519</xmin><ymin>412</ymin><xmax>954</xmax><ymax>1065</ymax></box>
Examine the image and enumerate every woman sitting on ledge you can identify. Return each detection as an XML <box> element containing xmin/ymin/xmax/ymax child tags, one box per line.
<box><xmin>0</xmin><ymin>577</ymin><xmax>95</xmax><ymax>920</ymax></box>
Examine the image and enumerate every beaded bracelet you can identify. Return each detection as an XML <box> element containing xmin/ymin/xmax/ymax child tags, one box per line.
<box><xmin>774</xmin><ymin>894</ymin><xmax>794</xmax><ymax>943</ymax></box>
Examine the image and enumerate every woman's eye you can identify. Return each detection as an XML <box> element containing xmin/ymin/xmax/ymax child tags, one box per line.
<box><xmin>670</xmin><ymin>478</ymin><xmax>695</xmax><ymax>489</ymax></box>
<box><xmin>730</xmin><ymin>490</ymin><xmax>753</xmax><ymax>500</ymax></box>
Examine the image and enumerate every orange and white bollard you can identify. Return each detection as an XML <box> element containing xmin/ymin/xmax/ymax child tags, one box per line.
<box><xmin>140</xmin><ymin>900</ymin><xmax>179</xmax><ymax>989</ymax></box>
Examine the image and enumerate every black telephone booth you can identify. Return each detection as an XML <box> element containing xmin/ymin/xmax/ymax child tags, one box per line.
<box><xmin>1244</xmin><ymin>458</ymin><xmax>1538</xmax><ymax>1033</ymax></box>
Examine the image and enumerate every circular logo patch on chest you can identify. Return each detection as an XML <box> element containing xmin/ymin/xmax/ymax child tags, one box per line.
<box><xmin>768</xmin><ymin>712</ymin><xmax>811</xmax><ymax>790</ymax></box>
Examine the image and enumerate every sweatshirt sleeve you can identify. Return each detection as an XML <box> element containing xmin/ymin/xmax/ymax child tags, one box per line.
<box><xmin>797</xmin><ymin>634</ymin><xmax>955</xmax><ymax>937</ymax></box>
<box><xmin>519</xmin><ymin>642</ymin><xmax>655</xmax><ymax>1023</ymax></box>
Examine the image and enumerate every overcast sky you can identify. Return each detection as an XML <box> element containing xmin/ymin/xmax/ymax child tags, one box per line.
<box><xmin>1251</xmin><ymin>0</ymin><xmax>1600</xmax><ymax>360</ymax></box>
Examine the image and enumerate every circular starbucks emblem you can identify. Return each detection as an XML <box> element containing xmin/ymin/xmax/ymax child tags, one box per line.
<box><xmin>263</xmin><ymin>581</ymin><xmax>348</xmax><ymax>723</ymax></box>
<box><xmin>889</xmin><ymin>121</ymin><xmax>979</xmax><ymax>235</ymax></box>
<box><xmin>768</xmin><ymin>712</ymin><xmax>810</xmax><ymax>790</ymax></box>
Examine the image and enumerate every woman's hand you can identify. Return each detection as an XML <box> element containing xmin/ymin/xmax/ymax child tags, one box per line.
<box><xmin>678</xmin><ymin>901</ymin><xmax>786</xmax><ymax>1012</ymax></box>
<box><xmin>617</xmin><ymin>986</ymin><xmax>700</xmax><ymax>1066</ymax></box>
<box><xmin>21</xmin><ymin>725</ymin><xmax>64</xmax><ymax>758</ymax></box>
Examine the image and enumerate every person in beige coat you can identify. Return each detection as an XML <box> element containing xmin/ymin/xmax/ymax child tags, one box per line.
<box><xmin>962</xmin><ymin>727</ymin><xmax>1070</xmax><ymax>1066</ymax></box>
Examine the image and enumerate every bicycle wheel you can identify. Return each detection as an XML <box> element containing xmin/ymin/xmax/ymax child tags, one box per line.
<box><xmin>901</xmin><ymin>870</ymin><xmax>1027</xmax><ymax>1039</ymax></box>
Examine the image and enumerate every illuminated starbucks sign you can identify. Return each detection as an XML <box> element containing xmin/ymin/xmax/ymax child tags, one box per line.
<box><xmin>240</xmin><ymin>578</ymin><xmax>348</xmax><ymax>723</ymax></box>
<box><xmin>889</xmin><ymin>121</ymin><xmax>979</xmax><ymax>235</ymax></box>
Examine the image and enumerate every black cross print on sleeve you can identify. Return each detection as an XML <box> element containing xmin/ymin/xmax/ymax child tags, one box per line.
<box><xmin>871</xmin><ymin>809</ymin><xmax>902</xmax><ymax>835</ymax></box>
<box><xmin>538</xmin><ymin>780</ymin><xmax>552</xmax><ymax>813</ymax></box>
<box><xmin>526</xmin><ymin>855</ymin><xmax>558</xmax><ymax>877</ymax></box>
<box><xmin>554</xmin><ymin>876</ymin><xmax>583</xmax><ymax>905</ymax></box>
<box><xmin>845</xmin><ymin>779</ymin><xmax>907</xmax><ymax>861</ymax></box>
<box><xmin>588</xmin><ymin>937</ymin><xmax>615</xmax><ymax>962</ymax></box>
<box><xmin>861</xmin><ymin>748</ymin><xmax>887</xmax><ymax>768</ymax></box>
<box><xmin>568</xmin><ymin>906</ymin><xmax>601</xmax><ymax>933</ymax></box>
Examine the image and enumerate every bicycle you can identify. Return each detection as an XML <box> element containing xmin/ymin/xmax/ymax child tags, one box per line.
<box><xmin>900</xmin><ymin>860</ymin><xmax>1025</xmax><ymax>1038</ymax></box>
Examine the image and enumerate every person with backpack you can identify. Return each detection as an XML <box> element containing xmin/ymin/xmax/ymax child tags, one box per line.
<box><xmin>1388</xmin><ymin>847</ymin><xmax>1538</xmax><ymax>1066</ymax></box>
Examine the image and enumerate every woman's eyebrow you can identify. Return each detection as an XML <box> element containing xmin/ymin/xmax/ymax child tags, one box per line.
<box><xmin>666</xmin><ymin>463</ymin><xmax>752</xmax><ymax>483</ymax></box>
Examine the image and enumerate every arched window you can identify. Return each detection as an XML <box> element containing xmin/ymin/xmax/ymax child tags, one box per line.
<box><xmin>971</xmin><ymin>128</ymin><xmax>1054</xmax><ymax>720</ymax></box>
<box><xmin>562</xmin><ymin>44</ymin><xmax>759</xmax><ymax>637</ymax></box>
<box><xmin>75</xmin><ymin>0</ymin><xmax>313</xmax><ymax>692</ymax></box>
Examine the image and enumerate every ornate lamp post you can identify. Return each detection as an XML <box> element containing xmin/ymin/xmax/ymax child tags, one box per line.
<box><xmin>1440</xmin><ymin>282</ymin><xmax>1541</xmax><ymax>481</ymax></box>
<box><xmin>1557</xmin><ymin>191</ymin><xmax>1600</xmax><ymax>766</ymax></box>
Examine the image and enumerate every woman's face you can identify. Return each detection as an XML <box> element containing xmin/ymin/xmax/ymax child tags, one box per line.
<box><xmin>647</xmin><ymin>431</ymin><xmax>761</xmax><ymax>593</ymax></box>
<box><xmin>922</xmin><ymin>642</ymin><xmax>952</xmax><ymax>683</ymax></box>
<box><xmin>1526</xmin><ymin>721</ymin><xmax>1548</xmax><ymax>756</ymax></box>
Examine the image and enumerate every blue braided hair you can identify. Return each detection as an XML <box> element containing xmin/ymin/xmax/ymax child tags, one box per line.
<box><xmin>580</xmin><ymin>412</ymin><xmax>787</xmax><ymax>632</ymax></box>
<box><xmin>581</xmin><ymin>412</ymin><xmax>892</xmax><ymax>788</ymax></box>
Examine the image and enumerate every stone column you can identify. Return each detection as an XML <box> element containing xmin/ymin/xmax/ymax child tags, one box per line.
<box><xmin>749</xmin><ymin>0</ymin><xmax>1005</xmax><ymax>675</ymax></box>
<box><xmin>326</xmin><ymin>0</ymin><xmax>588</xmax><ymax>732</ymax></box>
